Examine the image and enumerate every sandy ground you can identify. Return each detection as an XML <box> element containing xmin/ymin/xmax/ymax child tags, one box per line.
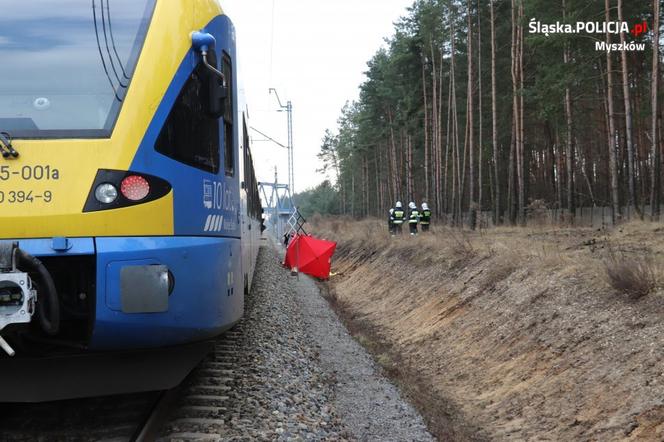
<box><xmin>316</xmin><ymin>220</ymin><xmax>664</xmax><ymax>441</ymax></box>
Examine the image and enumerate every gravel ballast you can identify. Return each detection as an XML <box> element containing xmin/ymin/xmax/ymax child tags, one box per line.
<box><xmin>295</xmin><ymin>272</ymin><xmax>433</xmax><ymax>441</ymax></box>
<box><xmin>162</xmin><ymin>242</ymin><xmax>434</xmax><ymax>440</ymax></box>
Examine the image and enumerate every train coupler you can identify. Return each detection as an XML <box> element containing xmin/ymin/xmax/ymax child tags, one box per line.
<box><xmin>0</xmin><ymin>242</ymin><xmax>37</xmax><ymax>356</ymax></box>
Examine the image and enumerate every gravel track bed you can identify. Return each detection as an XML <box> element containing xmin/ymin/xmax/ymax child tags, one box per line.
<box><xmin>162</xmin><ymin>242</ymin><xmax>434</xmax><ymax>441</ymax></box>
<box><xmin>295</xmin><ymin>275</ymin><xmax>434</xmax><ymax>442</ymax></box>
<box><xmin>161</xmin><ymin>244</ymin><xmax>349</xmax><ymax>441</ymax></box>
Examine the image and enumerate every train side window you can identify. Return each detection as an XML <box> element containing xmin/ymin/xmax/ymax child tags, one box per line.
<box><xmin>155</xmin><ymin>57</ymin><xmax>220</xmax><ymax>174</ymax></box>
<box><xmin>223</xmin><ymin>52</ymin><xmax>234</xmax><ymax>176</ymax></box>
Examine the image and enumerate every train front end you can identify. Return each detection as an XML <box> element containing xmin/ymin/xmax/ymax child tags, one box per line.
<box><xmin>0</xmin><ymin>0</ymin><xmax>244</xmax><ymax>401</ymax></box>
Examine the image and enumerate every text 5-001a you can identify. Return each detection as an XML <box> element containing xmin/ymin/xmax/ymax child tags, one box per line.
<box><xmin>0</xmin><ymin>165</ymin><xmax>60</xmax><ymax>181</ymax></box>
<box><xmin>0</xmin><ymin>190</ymin><xmax>53</xmax><ymax>204</ymax></box>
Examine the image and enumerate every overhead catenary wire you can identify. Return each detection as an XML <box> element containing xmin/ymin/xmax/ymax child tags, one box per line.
<box><xmin>92</xmin><ymin>0</ymin><xmax>122</xmax><ymax>102</ymax></box>
<box><xmin>250</xmin><ymin>126</ymin><xmax>287</xmax><ymax>149</ymax></box>
<box><xmin>105</xmin><ymin>0</ymin><xmax>131</xmax><ymax>80</ymax></box>
<box><xmin>100</xmin><ymin>0</ymin><xmax>128</xmax><ymax>88</ymax></box>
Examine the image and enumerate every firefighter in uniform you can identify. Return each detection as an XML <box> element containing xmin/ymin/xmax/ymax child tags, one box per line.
<box><xmin>420</xmin><ymin>202</ymin><xmax>432</xmax><ymax>232</ymax></box>
<box><xmin>388</xmin><ymin>208</ymin><xmax>395</xmax><ymax>235</ymax></box>
<box><xmin>408</xmin><ymin>201</ymin><xmax>420</xmax><ymax>235</ymax></box>
<box><xmin>391</xmin><ymin>201</ymin><xmax>405</xmax><ymax>235</ymax></box>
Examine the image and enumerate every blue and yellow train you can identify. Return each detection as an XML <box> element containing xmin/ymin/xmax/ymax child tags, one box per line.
<box><xmin>0</xmin><ymin>0</ymin><xmax>262</xmax><ymax>401</ymax></box>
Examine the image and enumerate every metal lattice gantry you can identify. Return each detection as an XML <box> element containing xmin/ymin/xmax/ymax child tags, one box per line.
<box><xmin>286</xmin><ymin>209</ymin><xmax>307</xmax><ymax>236</ymax></box>
<box><xmin>258</xmin><ymin>168</ymin><xmax>294</xmax><ymax>240</ymax></box>
<box><xmin>269</xmin><ymin>88</ymin><xmax>294</xmax><ymax>195</ymax></box>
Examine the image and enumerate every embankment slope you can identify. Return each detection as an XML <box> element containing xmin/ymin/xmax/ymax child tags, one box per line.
<box><xmin>319</xmin><ymin>221</ymin><xmax>664</xmax><ymax>441</ymax></box>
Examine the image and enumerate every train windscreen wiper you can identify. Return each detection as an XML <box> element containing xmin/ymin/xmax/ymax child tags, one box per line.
<box><xmin>0</xmin><ymin>132</ymin><xmax>19</xmax><ymax>158</ymax></box>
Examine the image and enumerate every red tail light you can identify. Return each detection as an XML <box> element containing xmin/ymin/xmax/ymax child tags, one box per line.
<box><xmin>121</xmin><ymin>175</ymin><xmax>150</xmax><ymax>201</ymax></box>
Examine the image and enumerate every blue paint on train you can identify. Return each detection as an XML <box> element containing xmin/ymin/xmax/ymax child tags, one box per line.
<box><xmin>91</xmin><ymin>236</ymin><xmax>242</xmax><ymax>349</ymax></box>
<box><xmin>129</xmin><ymin>15</ymin><xmax>241</xmax><ymax>239</ymax></box>
<box><xmin>2</xmin><ymin>238</ymin><xmax>95</xmax><ymax>257</ymax></box>
<box><xmin>86</xmin><ymin>16</ymin><xmax>245</xmax><ymax>349</ymax></box>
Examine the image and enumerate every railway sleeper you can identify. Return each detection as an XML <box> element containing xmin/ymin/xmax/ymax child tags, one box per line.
<box><xmin>158</xmin><ymin>431</ymin><xmax>220</xmax><ymax>441</ymax></box>
<box><xmin>182</xmin><ymin>394</ymin><xmax>231</xmax><ymax>407</ymax></box>
<box><xmin>175</xmin><ymin>405</ymin><xmax>226</xmax><ymax>419</ymax></box>
<box><xmin>195</xmin><ymin>369</ymin><xmax>235</xmax><ymax>378</ymax></box>
<box><xmin>164</xmin><ymin>417</ymin><xmax>226</xmax><ymax>434</ymax></box>
<box><xmin>187</xmin><ymin>385</ymin><xmax>232</xmax><ymax>396</ymax></box>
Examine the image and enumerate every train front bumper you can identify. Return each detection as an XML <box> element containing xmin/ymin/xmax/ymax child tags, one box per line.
<box><xmin>5</xmin><ymin>235</ymin><xmax>242</xmax><ymax>351</ymax></box>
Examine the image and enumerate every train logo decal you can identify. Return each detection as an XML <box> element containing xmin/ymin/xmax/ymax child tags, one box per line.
<box><xmin>203</xmin><ymin>180</ymin><xmax>214</xmax><ymax>209</ymax></box>
<box><xmin>201</xmin><ymin>178</ymin><xmax>239</xmax><ymax>232</ymax></box>
<box><xmin>204</xmin><ymin>214</ymin><xmax>225</xmax><ymax>232</ymax></box>
<box><xmin>202</xmin><ymin>179</ymin><xmax>236</xmax><ymax>211</ymax></box>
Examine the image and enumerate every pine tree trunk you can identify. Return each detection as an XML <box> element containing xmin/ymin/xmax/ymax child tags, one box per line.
<box><xmin>430</xmin><ymin>39</ymin><xmax>439</xmax><ymax>212</ymax></box>
<box><xmin>467</xmin><ymin>0</ymin><xmax>476</xmax><ymax>229</ymax></box>
<box><xmin>364</xmin><ymin>155</ymin><xmax>369</xmax><ymax>216</ymax></box>
<box><xmin>563</xmin><ymin>0</ymin><xmax>575</xmax><ymax>223</ymax></box>
<box><xmin>444</xmin><ymin>50</ymin><xmax>453</xmax><ymax>217</ymax></box>
<box><xmin>518</xmin><ymin>1</ymin><xmax>525</xmax><ymax>225</ymax></box>
<box><xmin>618</xmin><ymin>0</ymin><xmax>640</xmax><ymax>218</ymax></box>
<box><xmin>511</xmin><ymin>0</ymin><xmax>524</xmax><ymax>225</ymax></box>
<box><xmin>477</xmin><ymin>0</ymin><xmax>483</xmax><ymax>229</ymax></box>
<box><xmin>351</xmin><ymin>170</ymin><xmax>355</xmax><ymax>217</ymax></box>
<box><xmin>422</xmin><ymin>56</ymin><xmax>430</xmax><ymax>203</ymax></box>
<box><xmin>508</xmin><ymin>119</ymin><xmax>516</xmax><ymax>224</ymax></box>
<box><xmin>490</xmin><ymin>0</ymin><xmax>500</xmax><ymax>225</ymax></box>
<box><xmin>650</xmin><ymin>0</ymin><xmax>661</xmax><ymax>219</ymax></box>
<box><xmin>605</xmin><ymin>0</ymin><xmax>621</xmax><ymax>223</ymax></box>
<box><xmin>388</xmin><ymin>108</ymin><xmax>399</xmax><ymax>202</ymax></box>
<box><xmin>375</xmin><ymin>148</ymin><xmax>381</xmax><ymax>216</ymax></box>
<box><xmin>438</xmin><ymin>43</ymin><xmax>445</xmax><ymax>217</ymax></box>
<box><xmin>451</xmin><ymin>20</ymin><xmax>462</xmax><ymax>224</ymax></box>
<box><xmin>564</xmin><ymin>75</ymin><xmax>575</xmax><ymax>220</ymax></box>
<box><xmin>407</xmin><ymin>135</ymin><xmax>413</xmax><ymax>201</ymax></box>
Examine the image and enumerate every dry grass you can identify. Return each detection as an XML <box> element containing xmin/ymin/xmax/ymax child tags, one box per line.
<box><xmin>605</xmin><ymin>256</ymin><xmax>658</xmax><ymax>300</ymax></box>
<box><xmin>312</xmin><ymin>218</ymin><xmax>664</xmax><ymax>293</ymax></box>
<box><xmin>312</xmin><ymin>217</ymin><xmax>583</xmax><ymax>275</ymax></box>
<box><xmin>478</xmin><ymin>260</ymin><xmax>518</xmax><ymax>293</ymax></box>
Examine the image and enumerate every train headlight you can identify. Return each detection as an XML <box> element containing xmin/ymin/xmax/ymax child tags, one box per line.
<box><xmin>83</xmin><ymin>169</ymin><xmax>171</xmax><ymax>213</ymax></box>
<box><xmin>94</xmin><ymin>183</ymin><xmax>118</xmax><ymax>204</ymax></box>
<box><xmin>120</xmin><ymin>175</ymin><xmax>150</xmax><ymax>201</ymax></box>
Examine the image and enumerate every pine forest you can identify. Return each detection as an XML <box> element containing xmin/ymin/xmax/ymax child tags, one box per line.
<box><xmin>301</xmin><ymin>0</ymin><xmax>663</xmax><ymax>227</ymax></box>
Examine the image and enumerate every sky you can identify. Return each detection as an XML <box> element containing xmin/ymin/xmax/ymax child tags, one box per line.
<box><xmin>221</xmin><ymin>0</ymin><xmax>415</xmax><ymax>194</ymax></box>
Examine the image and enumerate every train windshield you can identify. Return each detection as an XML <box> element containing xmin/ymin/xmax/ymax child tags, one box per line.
<box><xmin>0</xmin><ymin>0</ymin><xmax>156</xmax><ymax>138</ymax></box>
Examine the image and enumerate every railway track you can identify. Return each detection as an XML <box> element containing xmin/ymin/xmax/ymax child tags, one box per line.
<box><xmin>0</xmin><ymin>246</ymin><xmax>369</xmax><ymax>441</ymax></box>
<box><xmin>0</xmin><ymin>324</ymin><xmax>246</xmax><ymax>441</ymax></box>
<box><xmin>156</xmin><ymin>327</ymin><xmax>245</xmax><ymax>440</ymax></box>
